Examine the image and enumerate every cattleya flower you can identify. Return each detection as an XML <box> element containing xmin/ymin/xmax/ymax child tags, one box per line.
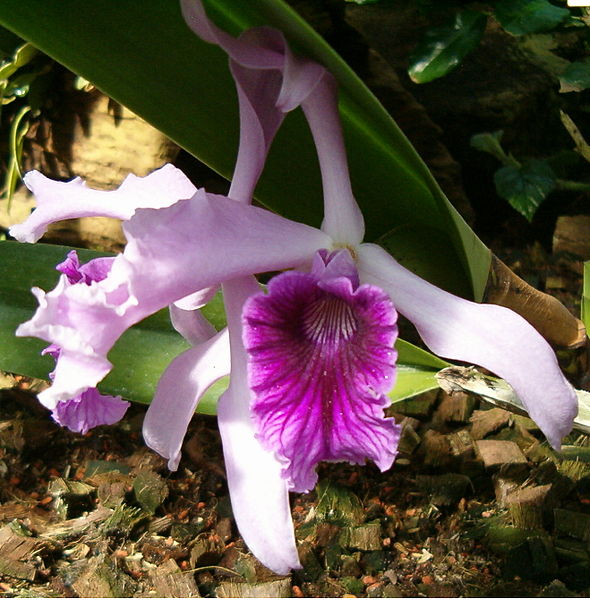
<box><xmin>11</xmin><ymin>0</ymin><xmax>577</xmax><ymax>575</ymax></box>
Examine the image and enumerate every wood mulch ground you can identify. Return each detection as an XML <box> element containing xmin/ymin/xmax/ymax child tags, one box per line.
<box><xmin>0</xmin><ymin>310</ymin><xmax>589</xmax><ymax>599</ymax></box>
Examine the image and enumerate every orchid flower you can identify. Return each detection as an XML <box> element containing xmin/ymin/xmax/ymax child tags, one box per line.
<box><xmin>12</xmin><ymin>0</ymin><xmax>576</xmax><ymax>575</ymax></box>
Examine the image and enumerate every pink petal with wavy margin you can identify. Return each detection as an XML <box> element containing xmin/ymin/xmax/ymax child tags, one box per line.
<box><xmin>56</xmin><ymin>250</ymin><xmax>114</xmax><ymax>284</ymax></box>
<box><xmin>243</xmin><ymin>251</ymin><xmax>400</xmax><ymax>492</ymax></box>
<box><xmin>10</xmin><ymin>164</ymin><xmax>196</xmax><ymax>243</ymax></box>
<box><xmin>17</xmin><ymin>189</ymin><xmax>329</xmax><ymax>407</ymax></box>
<box><xmin>52</xmin><ymin>389</ymin><xmax>129</xmax><ymax>435</ymax></box>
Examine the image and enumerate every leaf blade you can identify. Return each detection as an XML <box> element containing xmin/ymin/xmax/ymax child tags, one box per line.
<box><xmin>408</xmin><ymin>10</ymin><xmax>487</xmax><ymax>84</ymax></box>
<box><xmin>0</xmin><ymin>0</ymin><xmax>491</xmax><ymax>299</ymax></box>
<box><xmin>493</xmin><ymin>159</ymin><xmax>556</xmax><ymax>221</ymax></box>
<box><xmin>494</xmin><ymin>0</ymin><xmax>570</xmax><ymax>36</ymax></box>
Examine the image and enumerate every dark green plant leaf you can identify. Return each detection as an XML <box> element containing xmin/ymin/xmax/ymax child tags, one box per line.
<box><xmin>560</xmin><ymin>58</ymin><xmax>590</xmax><ymax>93</ymax></box>
<box><xmin>408</xmin><ymin>10</ymin><xmax>487</xmax><ymax>84</ymax></box>
<box><xmin>377</xmin><ymin>225</ymin><xmax>471</xmax><ymax>293</ymax></box>
<box><xmin>0</xmin><ymin>25</ymin><xmax>21</xmax><ymax>57</ymax></box>
<box><xmin>469</xmin><ymin>130</ymin><xmax>519</xmax><ymax>167</ymax></box>
<box><xmin>493</xmin><ymin>159</ymin><xmax>557</xmax><ymax>221</ymax></box>
<box><xmin>470</xmin><ymin>130</ymin><xmax>503</xmax><ymax>156</ymax></box>
<box><xmin>494</xmin><ymin>0</ymin><xmax>570</xmax><ymax>36</ymax></box>
<box><xmin>0</xmin><ymin>0</ymin><xmax>491</xmax><ymax>300</ymax></box>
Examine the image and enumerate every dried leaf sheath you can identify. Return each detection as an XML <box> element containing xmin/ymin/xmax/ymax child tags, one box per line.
<box><xmin>483</xmin><ymin>254</ymin><xmax>586</xmax><ymax>349</ymax></box>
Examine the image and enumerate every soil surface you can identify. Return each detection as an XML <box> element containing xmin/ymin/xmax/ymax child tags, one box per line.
<box><xmin>0</xmin><ymin>326</ymin><xmax>589</xmax><ymax>599</ymax></box>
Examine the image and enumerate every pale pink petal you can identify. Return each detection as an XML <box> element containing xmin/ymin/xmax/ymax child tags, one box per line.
<box><xmin>181</xmin><ymin>0</ymin><xmax>363</xmax><ymax>242</ymax></box>
<box><xmin>10</xmin><ymin>164</ymin><xmax>196</xmax><ymax>242</ymax></box>
<box><xmin>18</xmin><ymin>189</ymin><xmax>329</xmax><ymax>408</ymax></box>
<box><xmin>357</xmin><ymin>243</ymin><xmax>577</xmax><ymax>449</ymax></box>
<box><xmin>302</xmin><ymin>76</ymin><xmax>364</xmax><ymax>246</ymax></box>
<box><xmin>169</xmin><ymin>305</ymin><xmax>217</xmax><ymax>345</ymax></box>
<box><xmin>181</xmin><ymin>1</ymin><xmax>326</xmax><ymax>206</ymax></box>
<box><xmin>17</xmin><ymin>281</ymin><xmax>115</xmax><ymax>408</ymax></box>
<box><xmin>114</xmin><ymin>189</ymin><xmax>331</xmax><ymax>316</ymax></box>
<box><xmin>218</xmin><ymin>276</ymin><xmax>301</xmax><ymax>575</ymax></box>
<box><xmin>143</xmin><ymin>328</ymin><xmax>230</xmax><ymax>471</ymax></box>
<box><xmin>180</xmin><ymin>0</ymin><xmax>283</xmax><ymax>68</ymax></box>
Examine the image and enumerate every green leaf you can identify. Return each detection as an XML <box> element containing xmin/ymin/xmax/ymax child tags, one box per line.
<box><xmin>470</xmin><ymin>130</ymin><xmax>505</xmax><ymax>160</ymax></box>
<box><xmin>494</xmin><ymin>0</ymin><xmax>570</xmax><ymax>36</ymax></box>
<box><xmin>396</xmin><ymin>339</ymin><xmax>449</xmax><ymax>370</ymax></box>
<box><xmin>0</xmin><ymin>241</ymin><xmax>221</xmax><ymax>415</ymax></box>
<box><xmin>0</xmin><ymin>240</ymin><xmax>449</xmax><ymax>412</ymax></box>
<box><xmin>560</xmin><ymin>58</ymin><xmax>590</xmax><ymax>93</ymax></box>
<box><xmin>390</xmin><ymin>339</ymin><xmax>449</xmax><ymax>402</ymax></box>
<box><xmin>377</xmin><ymin>224</ymin><xmax>471</xmax><ymax>293</ymax></box>
<box><xmin>0</xmin><ymin>0</ymin><xmax>491</xmax><ymax>300</ymax></box>
<box><xmin>493</xmin><ymin>159</ymin><xmax>557</xmax><ymax>221</ymax></box>
<box><xmin>0</xmin><ymin>25</ymin><xmax>21</xmax><ymax>57</ymax></box>
<box><xmin>408</xmin><ymin>10</ymin><xmax>487</xmax><ymax>84</ymax></box>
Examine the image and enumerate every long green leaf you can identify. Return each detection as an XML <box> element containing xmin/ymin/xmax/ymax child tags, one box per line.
<box><xmin>0</xmin><ymin>0</ymin><xmax>490</xmax><ymax>299</ymax></box>
<box><xmin>0</xmin><ymin>241</ymin><xmax>216</xmax><ymax>414</ymax></box>
<box><xmin>0</xmin><ymin>241</ymin><xmax>446</xmax><ymax>410</ymax></box>
<box><xmin>391</xmin><ymin>339</ymin><xmax>448</xmax><ymax>402</ymax></box>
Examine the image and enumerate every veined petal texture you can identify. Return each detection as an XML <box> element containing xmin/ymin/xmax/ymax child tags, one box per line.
<box><xmin>243</xmin><ymin>251</ymin><xmax>400</xmax><ymax>492</ymax></box>
<box><xmin>52</xmin><ymin>389</ymin><xmax>129</xmax><ymax>435</ymax></box>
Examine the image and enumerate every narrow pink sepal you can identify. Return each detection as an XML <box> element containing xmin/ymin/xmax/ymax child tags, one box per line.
<box><xmin>302</xmin><ymin>76</ymin><xmax>365</xmax><ymax>246</ymax></box>
<box><xmin>143</xmin><ymin>328</ymin><xmax>230</xmax><ymax>471</ymax></box>
<box><xmin>218</xmin><ymin>277</ymin><xmax>301</xmax><ymax>575</ymax></box>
